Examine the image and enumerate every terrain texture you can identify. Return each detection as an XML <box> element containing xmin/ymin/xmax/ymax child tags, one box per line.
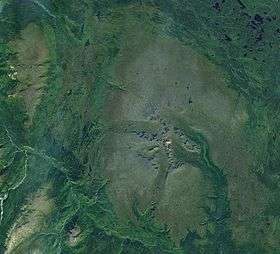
<box><xmin>0</xmin><ymin>0</ymin><xmax>280</xmax><ymax>253</ymax></box>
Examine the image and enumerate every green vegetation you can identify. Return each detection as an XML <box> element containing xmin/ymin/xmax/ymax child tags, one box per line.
<box><xmin>0</xmin><ymin>0</ymin><xmax>280</xmax><ymax>253</ymax></box>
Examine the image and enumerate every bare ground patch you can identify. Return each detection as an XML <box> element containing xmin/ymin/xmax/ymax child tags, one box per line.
<box><xmin>9</xmin><ymin>23</ymin><xmax>50</xmax><ymax>122</ymax></box>
<box><xmin>102</xmin><ymin>28</ymin><xmax>269</xmax><ymax>244</ymax></box>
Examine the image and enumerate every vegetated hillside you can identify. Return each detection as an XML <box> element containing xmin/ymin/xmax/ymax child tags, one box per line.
<box><xmin>0</xmin><ymin>1</ymin><xmax>280</xmax><ymax>253</ymax></box>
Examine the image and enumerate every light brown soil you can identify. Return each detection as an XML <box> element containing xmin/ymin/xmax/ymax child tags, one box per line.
<box><xmin>9</xmin><ymin>23</ymin><xmax>50</xmax><ymax>122</ymax></box>
<box><xmin>102</xmin><ymin>28</ymin><xmax>269</xmax><ymax>244</ymax></box>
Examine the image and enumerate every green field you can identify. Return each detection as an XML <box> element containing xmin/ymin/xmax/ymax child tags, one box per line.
<box><xmin>0</xmin><ymin>0</ymin><xmax>280</xmax><ymax>253</ymax></box>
